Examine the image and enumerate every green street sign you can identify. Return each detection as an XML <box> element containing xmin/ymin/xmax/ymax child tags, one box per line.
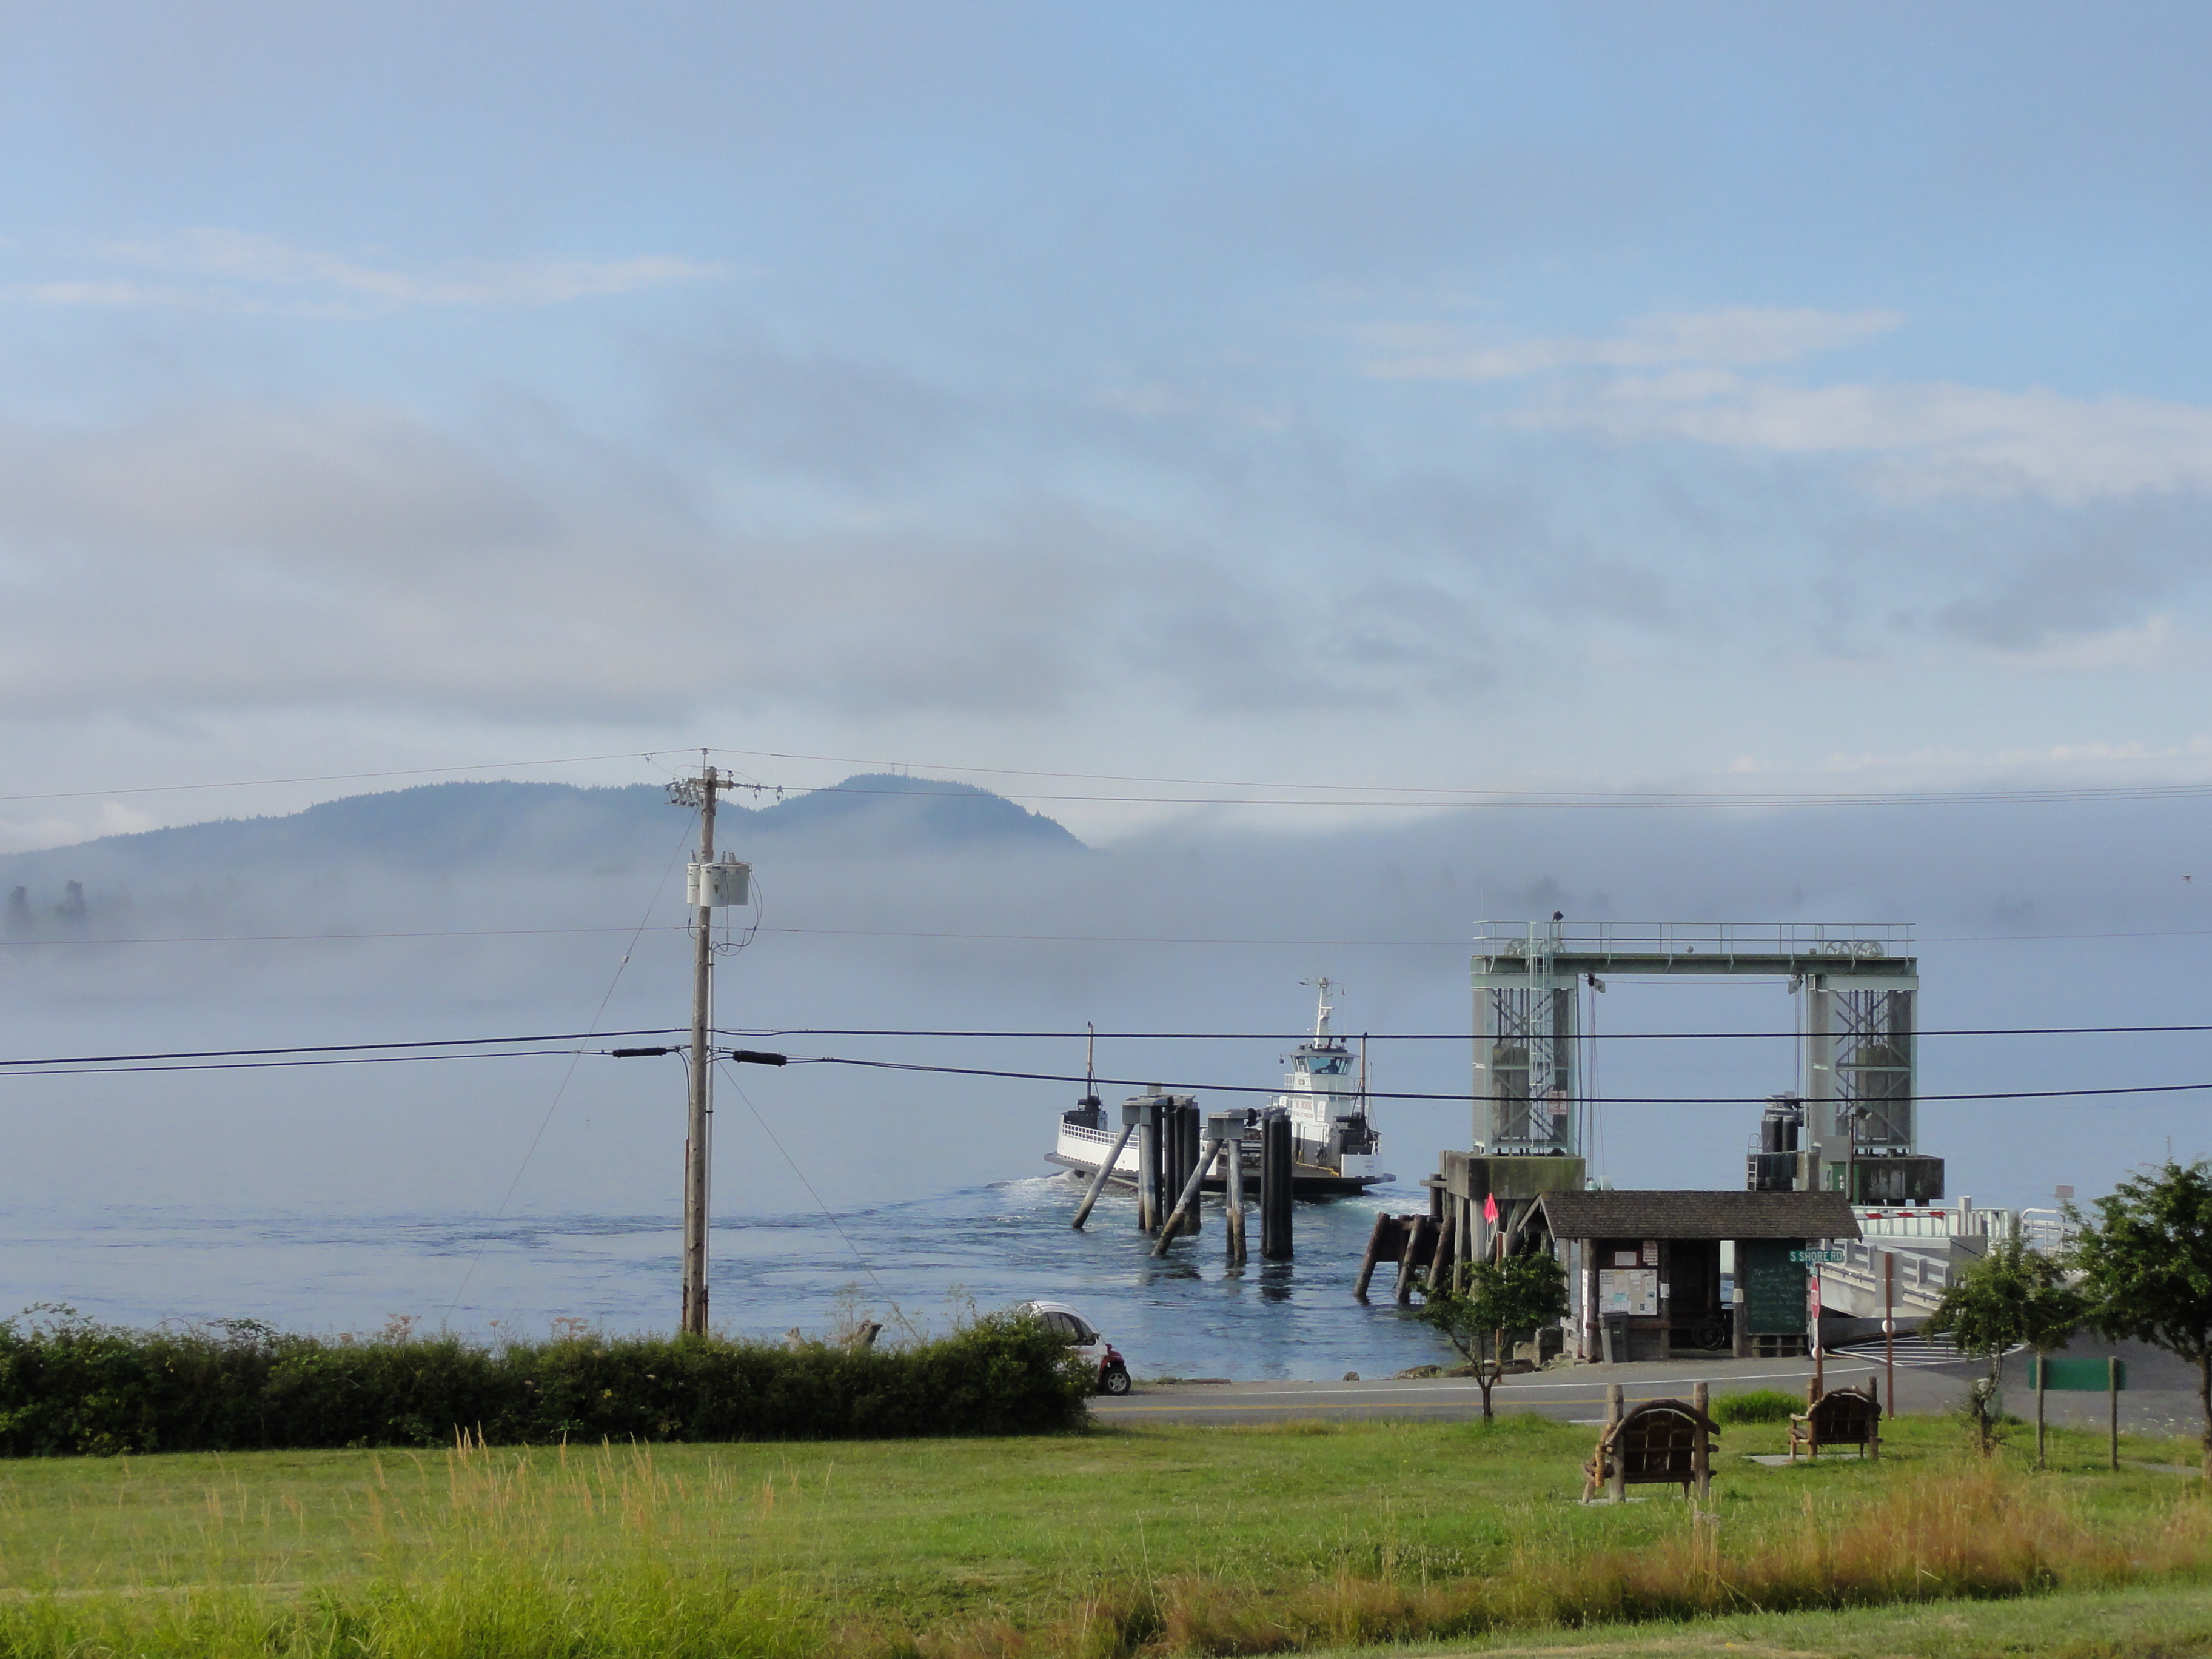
<box><xmin>1789</xmin><ymin>1248</ymin><xmax>1845</xmax><ymax>1264</ymax></box>
<box><xmin>2029</xmin><ymin>1356</ymin><xmax>2125</xmax><ymax>1392</ymax></box>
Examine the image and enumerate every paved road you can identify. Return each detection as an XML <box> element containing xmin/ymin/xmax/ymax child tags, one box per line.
<box><xmin>1095</xmin><ymin>1340</ymin><xmax>2203</xmax><ymax>1436</ymax></box>
<box><xmin>1096</xmin><ymin>1355</ymin><xmax>1922</xmax><ymax>1426</ymax></box>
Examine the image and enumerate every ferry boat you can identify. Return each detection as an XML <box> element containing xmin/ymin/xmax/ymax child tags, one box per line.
<box><xmin>1048</xmin><ymin>979</ymin><xmax>1393</xmax><ymax>1197</ymax></box>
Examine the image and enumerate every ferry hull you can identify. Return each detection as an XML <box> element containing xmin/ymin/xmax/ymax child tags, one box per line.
<box><xmin>1049</xmin><ymin>1123</ymin><xmax>1390</xmax><ymax>1199</ymax></box>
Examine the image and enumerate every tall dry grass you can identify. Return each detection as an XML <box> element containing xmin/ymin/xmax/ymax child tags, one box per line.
<box><xmin>6</xmin><ymin>1439</ymin><xmax>2211</xmax><ymax>1658</ymax></box>
<box><xmin>850</xmin><ymin>1464</ymin><xmax>2212</xmax><ymax>1659</ymax></box>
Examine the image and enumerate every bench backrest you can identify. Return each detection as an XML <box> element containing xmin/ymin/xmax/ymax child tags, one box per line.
<box><xmin>1604</xmin><ymin>1400</ymin><xmax>1720</xmax><ymax>1481</ymax></box>
<box><xmin>1808</xmin><ymin>1389</ymin><xmax>1878</xmax><ymax>1443</ymax></box>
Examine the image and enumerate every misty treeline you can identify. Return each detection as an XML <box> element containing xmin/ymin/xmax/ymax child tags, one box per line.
<box><xmin>1</xmin><ymin>773</ymin><xmax>2204</xmax><ymax>1214</ymax></box>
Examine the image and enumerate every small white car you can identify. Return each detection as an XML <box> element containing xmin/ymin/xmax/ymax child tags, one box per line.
<box><xmin>1014</xmin><ymin>1299</ymin><xmax>1131</xmax><ymax>1395</ymax></box>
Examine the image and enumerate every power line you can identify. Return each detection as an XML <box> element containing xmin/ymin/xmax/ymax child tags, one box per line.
<box><xmin>2</xmin><ymin>1032</ymin><xmax>2205</xmax><ymax>1105</ymax></box>
<box><xmin>0</xmin><ymin>926</ymin><xmax>660</xmax><ymax>948</ymax></box>
<box><xmin>0</xmin><ymin>750</ymin><xmax>669</xmax><ymax>805</ymax></box>
<box><xmin>0</xmin><ymin>1028</ymin><xmax>685</xmax><ymax>1070</ymax></box>
<box><xmin>444</xmin><ymin>817</ymin><xmax>699</xmax><ymax>1327</ymax></box>
<box><xmin>788</xmin><ymin>1054</ymin><xmax>2212</xmax><ymax>1105</ymax></box>
<box><xmin>708</xmin><ymin>745</ymin><xmax>2212</xmax><ymax>811</ymax></box>
<box><xmin>7</xmin><ymin>921</ymin><xmax>2212</xmax><ymax>951</ymax></box>
<box><xmin>0</xmin><ymin>1049</ymin><xmax>596</xmax><ymax>1079</ymax></box>
<box><xmin>1</xmin><ymin>1014</ymin><xmax>2207</xmax><ymax>1078</ymax></box>
<box><xmin>713</xmin><ymin>780</ymin><xmax>2212</xmax><ymax>813</ymax></box>
<box><xmin>12</xmin><ymin>743</ymin><xmax>2212</xmax><ymax>817</ymax></box>
<box><xmin>737</xmin><ymin>1022</ymin><xmax>2212</xmax><ymax>1041</ymax></box>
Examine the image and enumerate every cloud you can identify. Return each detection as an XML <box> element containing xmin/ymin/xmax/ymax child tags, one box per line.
<box><xmin>1583</xmin><ymin>376</ymin><xmax>2212</xmax><ymax>505</ymax></box>
<box><xmin>1985</xmin><ymin>615</ymin><xmax>2177</xmax><ymax>672</ymax></box>
<box><xmin>1369</xmin><ymin>306</ymin><xmax>2212</xmax><ymax>506</ymax></box>
<box><xmin>6</xmin><ymin>229</ymin><xmax>722</xmax><ymax>316</ymax></box>
<box><xmin>1364</xmin><ymin>307</ymin><xmax>1903</xmax><ymax>383</ymax></box>
<box><xmin>0</xmin><ymin>400</ymin><xmax>1470</xmax><ymax>725</ymax></box>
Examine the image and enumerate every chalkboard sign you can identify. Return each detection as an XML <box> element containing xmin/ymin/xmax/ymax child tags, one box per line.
<box><xmin>1741</xmin><ymin>1239</ymin><xmax>1809</xmax><ymax>1335</ymax></box>
<box><xmin>2029</xmin><ymin>1356</ymin><xmax>2125</xmax><ymax>1392</ymax></box>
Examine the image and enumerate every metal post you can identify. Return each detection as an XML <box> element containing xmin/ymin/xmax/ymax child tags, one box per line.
<box><xmin>1071</xmin><ymin>1101</ymin><xmax>1141</xmax><ymax>1232</ymax></box>
<box><xmin>1604</xmin><ymin>1382</ymin><xmax>1626</xmax><ymax>1504</ymax></box>
<box><xmin>1883</xmin><ymin>1249</ymin><xmax>1896</xmax><ymax>1419</ymax></box>
<box><xmin>1809</xmin><ymin>1265</ymin><xmax>1824</xmax><ymax>1399</ymax></box>
<box><xmin>2036</xmin><ymin>1352</ymin><xmax>2047</xmax><ymax>1469</ymax></box>
<box><xmin>1216</xmin><ymin>1113</ymin><xmax>1247</xmax><ymax>1268</ymax></box>
<box><xmin>1153</xmin><ymin>1134</ymin><xmax>1223</xmax><ymax>1256</ymax></box>
<box><xmin>681</xmin><ymin>768</ymin><xmax>717</xmax><ymax>1337</ymax></box>
<box><xmin>2110</xmin><ymin>1355</ymin><xmax>2121</xmax><ymax>1470</ymax></box>
<box><xmin>1692</xmin><ymin>1380</ymin><xmax>1711</xmax><ymax>1498</ymax></box>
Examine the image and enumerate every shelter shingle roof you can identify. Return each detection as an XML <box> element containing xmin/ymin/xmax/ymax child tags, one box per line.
<box><xmin>1535</xmin><ymin>1189</ymin><xmax>1861</xmax><ymax>1242</ymax></box>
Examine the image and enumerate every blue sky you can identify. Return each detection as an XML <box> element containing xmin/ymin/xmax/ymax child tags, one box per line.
<box><xmin>3</xmin><ymin>2</ymin><xmax>2211</xmax><ymax>845</ymax></box>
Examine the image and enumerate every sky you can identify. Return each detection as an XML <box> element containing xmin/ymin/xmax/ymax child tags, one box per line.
<box><xmin>2</xmin><ymin>2</ymin><xmax>2212</xmax><ymax>848</ymax></box>
<box><xmin>4</xmin><ymin>4</ymin><xmax>2212</xmax><ymax>1325</ymax></box>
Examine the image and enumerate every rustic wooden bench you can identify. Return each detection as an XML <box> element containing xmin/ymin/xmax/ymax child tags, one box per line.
<box><xmin>1582</xmin><ymin>1398</ymin><xmax>1720</xmax><ymax>1501</ymax></box>
<box><xmin>1788</xmin><ymin>1382</ymin><xmax>1881</xmax><ymax>1461</ymax></box>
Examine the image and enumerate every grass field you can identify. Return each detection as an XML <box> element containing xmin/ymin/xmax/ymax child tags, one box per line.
<box><xmin>2</xmin><ymin>1413</ymin><xmax>2208</xmax><ymax>1656</ymax></box>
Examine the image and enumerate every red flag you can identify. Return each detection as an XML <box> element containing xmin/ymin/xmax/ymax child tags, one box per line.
<box><xmin>1483</xmin><ymin>1192</ymin><xmax>1499</xmax><ymax>1224</ymax></box>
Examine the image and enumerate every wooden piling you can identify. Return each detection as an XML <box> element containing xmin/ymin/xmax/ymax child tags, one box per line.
<box><xmin>1260</xmin><ymin>1110</ymin><xmax>1293</xmax><ymax>1259</ymax></box>
<box><xmin>1395</xmin><ymin>1214</ymin><xmax>1433</xmax><ymax>1304</ymax></box>
<box><xmin>1153</xmin><ymin>1135</ymin><xmax>1222</xmax><ymax>1257</ymax></box>
<box><xmin>1071</xmin><ymin>1105</ymin><xmax>1138</xmax><ymax>1232</ymax></box>
<box><xmin>1222</xmin><ymin>1119</ymin><xmax>1247</xmax><ymax>1268</ymax></box>
<box><xmin>1135</xmin><ymin>1104</ymin><xmax>1161</xmax><ymax>1235</ymax></box>
<box><xmin>1431</xmin><ymin>1211</ymin><xmax>1456</xmax><ymax>1290</ymax></box>
<box><xmin>1353</xmin><ymin>1212</ymin><xmax>1390</xmax><ymax>1299</ymax></box>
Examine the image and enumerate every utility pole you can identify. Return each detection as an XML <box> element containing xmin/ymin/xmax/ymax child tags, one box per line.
<box><xmin>683</xmin><ymin>768</ymin><xmax>718</xmax><ymax>1336</ymax></box>
<box><xmin>665</xmin><ymin>762</ymin><xmax>757</xmax><ymax>1338</ymax></box>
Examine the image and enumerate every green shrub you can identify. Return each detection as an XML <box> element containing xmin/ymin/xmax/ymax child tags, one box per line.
<box><xmin>1714</xmin><ymin>1388</ymin><xmax>1802</xmax><ymax>1424</ymax></box>
<box><xmin>0</xmin><ymin>1306</ymin><xmax>1091</xmax><ymax>1456</ymax></box>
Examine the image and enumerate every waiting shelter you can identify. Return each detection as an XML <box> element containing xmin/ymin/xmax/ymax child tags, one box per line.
<box><xmin>1535</xmin><ymin>1190</ymin><xmax>1861</xmax><ymax>1362</ymax></box>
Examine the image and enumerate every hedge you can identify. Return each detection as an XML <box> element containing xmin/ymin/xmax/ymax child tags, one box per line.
<box><xmin>0</xmin><ymin>1307</ymin><xmax>1093</xmax><ymax>1456</ymax></box>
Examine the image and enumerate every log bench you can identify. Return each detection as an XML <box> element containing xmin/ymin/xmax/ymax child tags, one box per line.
<box><xmin>1788</xmin><ymin>1381</ymin><xmax>1881</xmax><ymax>1461</ymax></box>
<box><xmin>1582</xmin><ymin>1398</ymin><xmax>1720</xmax><ymax>1501</ymax></box>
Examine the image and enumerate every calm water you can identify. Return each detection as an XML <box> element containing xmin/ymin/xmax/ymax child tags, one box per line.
<box><xmin>0</xmin><ymin>1176</ymin><xmax>1462</xmax><ymax>1381</ymax></box>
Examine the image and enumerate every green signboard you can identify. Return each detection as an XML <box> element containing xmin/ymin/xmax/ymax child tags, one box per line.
<box><xmin>2028</xmin><ymin>1356</ymin><xmax>2126</xmax><ymax>1392</ymax></box>
<box><xmin>1741</xmin><ymin>1239</ymin><xmax>1809</xmax><ymax>1335</ymax></box>
<box><xmin>1789</xmin><ymin>1248</ymin><xmax>1845</xmax><ymax>1264</ymax></box>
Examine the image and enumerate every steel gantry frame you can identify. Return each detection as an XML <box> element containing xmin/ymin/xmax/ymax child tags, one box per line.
<box><xmin>1470</xmin><ymin>920</ymin><xmax>1920</xmax><ymax>1189</ymax></box>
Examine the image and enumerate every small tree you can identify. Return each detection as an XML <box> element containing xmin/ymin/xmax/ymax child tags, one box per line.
<box><xmin>2071</xmin><ymin>1159</ymin><xmax>2212</xmax><ymax>1481</ymax></box>
<box><xmin>1925</xmin><ymin>1231</ymin><xmax>2082</xmax><ymax>1456</ymax></box>
<box><xmin>1416</xmin><ymin>1250</ymin><xmax>1568</xmax><ymax>1420</ymax></box>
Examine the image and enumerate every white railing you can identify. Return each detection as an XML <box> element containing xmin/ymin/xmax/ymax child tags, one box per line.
<box><xmin>1474</xmin><ymin>920</ymin><xmax>1914</xmax><ymax>961</ymax></box>
<box><xmin>1830</xmin><ymin>1238</ymin><xmax>1955</xmax><ymax>1304</ymax></box>
<box><xmin>1852</xmin><ymin>1202</ymin><xmax>2001</xmax><ymax>1240</ymax></box>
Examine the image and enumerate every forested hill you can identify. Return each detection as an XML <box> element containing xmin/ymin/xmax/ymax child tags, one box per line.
<box><xmin>0</xmin><ymin>774</ymin><xmax>1084</xmax><ymax>908</ymax></box>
